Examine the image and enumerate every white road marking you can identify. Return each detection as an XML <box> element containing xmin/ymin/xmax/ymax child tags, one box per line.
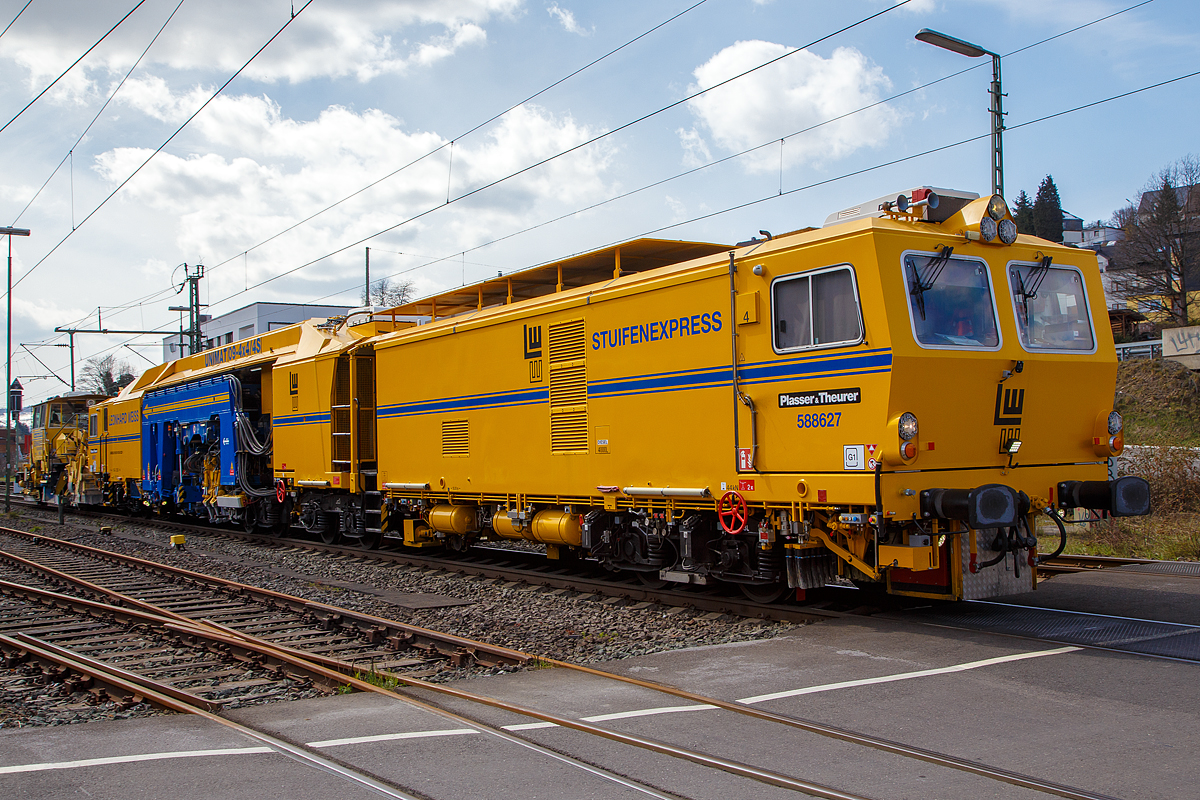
<box><xmin>308</xmin><ymin>728</ymin><xmax>477</xmax><ymax>748</ymax></box>
<box><xmin>0</xmin><ymin>747</ymin><xmax>272</xmax><ymax>775</ymax></box>
<box><xmin>583</xmin><ymin>704</ymin><xmax>717</xmax><ymax>722</ymax></box>
<box><xmin>737</xmin><ymin>646</ymin><xmax>1082</xmax><ymax>704</ymax></box>
<box><xmin>0</xmin><ymin>645</ymin><xmax>1082</xmax><ymax>775</ymax></box>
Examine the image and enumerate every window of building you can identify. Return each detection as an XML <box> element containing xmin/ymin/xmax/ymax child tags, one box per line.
<box><xmin>903</xmin><ymin>251</ymin><xmax>1000</xmax><ymax>349</ymax></box>
<box><xmin>771</xmin><ymin>265</ymin><xmax>863</xmax><ymax>352</ymax></box>
<box><xmin>224</xmin><ymin>332</ymin><xmax>233</xmax><ymax>344</ymax></box>
<box><xmin>238</xmin><ymin>324</ymin><xmax>254</xmax><ymax>340</ymax></box>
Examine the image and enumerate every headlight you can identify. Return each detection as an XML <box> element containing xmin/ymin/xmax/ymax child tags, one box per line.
<box><xmin>898</xmin><ymin>412</ymin><xmax>919</xmax><ymax>441</ymax></box>
<box><xmin>1108</xmin><ymin>410</ymin><xmax>1123</xmax><ymax>435</ymax></box>
<box><xmin>986</xmin><ymin>194</ymin><xmax>1008</xmax><ymax>220</ymax></box>
<box><xmin>998</xmin><ymin>218</ymin><xmax>1018</xmax><ymax>244</ymax></box>
<box><xmin>979</xmin><ymin>216</ymin><xmax>998</xmax><ymax>243</ymax></box>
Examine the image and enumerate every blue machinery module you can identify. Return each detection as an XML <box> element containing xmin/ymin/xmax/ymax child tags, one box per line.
<box><xmin>140</xmin><ymin>375</ymin><xmax>273</xmax><ymax>511</ymax></box>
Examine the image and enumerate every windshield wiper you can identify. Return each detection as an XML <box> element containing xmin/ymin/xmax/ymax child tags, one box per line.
<box><xmin>1013</xmin><ymin>255</ymin><xmax>1053</xmax><ymax>319</ymax></box>
<box><xmin>908</xmin><ymin>245</ymin><xmax>953</xmax><ymax>320</ymax></box>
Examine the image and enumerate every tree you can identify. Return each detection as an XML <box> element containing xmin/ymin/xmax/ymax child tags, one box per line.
<box><xmin>362</xmin><ymin>277</ymin><xmax>415</xmax><ymax>309</ymax></box>
<box><xmin>1107</xmin><ymin>155</ymin><xmax>1200</xmax><ymax>326</ymax></box>
<box><xmin>79</xmin><ymin>355</ymin><xmax>137</xmax><ymax>396</ymax></box>
<box><xmin>1013</xmin><ymin>190</ymin><xmax>1035</xmax><ymax>235</ymax></box>
<box><xmin>1032</xmin><ymin>175</ymin><xmax>1064</xmax><ymax>242</ymax></box>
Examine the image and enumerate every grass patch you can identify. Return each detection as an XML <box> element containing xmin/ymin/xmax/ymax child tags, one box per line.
<box><xmin>1065</xmin><ymin>515</ymin><xmax>1200</xmax><ymax>561</ymax></box>
<box><xmin>1116</xmin><ymin>359</ymin><xmax>1200</xmax><ymax>447</ymax></box>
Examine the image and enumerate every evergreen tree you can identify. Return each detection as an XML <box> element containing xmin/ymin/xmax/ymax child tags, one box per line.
<box><xmin>1013</xmin><ymin>190</ymin><xmax>1035</xmax><ymax>235</ymax></box>
<box><xmin>1032</xmin><ymin>175</ymin><xmax>1064</xmax><ymax>242</ymax></box>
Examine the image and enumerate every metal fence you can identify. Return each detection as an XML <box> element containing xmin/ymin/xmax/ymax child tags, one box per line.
<box><xmin>1114</xmin><ymin>339</ymin><xmax>1162</xmax><ymax>360</ymax></box>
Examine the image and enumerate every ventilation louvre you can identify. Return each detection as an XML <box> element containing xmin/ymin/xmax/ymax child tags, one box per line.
<box><xmin>548</xmin><ymin>319</ymin><xmax>588</xmax><ymax>454</ymax></box>
<box><xmin>442</xmin><ymin>419</ymin><xmax>469</xmax><ymax>457</ymax></box>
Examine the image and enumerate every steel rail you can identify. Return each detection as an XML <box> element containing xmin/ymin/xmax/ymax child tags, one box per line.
<box><xmin>0</xmin><ymin>576</ymin><xmax>345</xmax><ymax>691</ymax></box>
<box><xmin>1038</xmin><ymin>553</ymin><xmax>1199</xmax><ymax>578</ymax></box>
<box><xmin>0</xmin><ymin>632</ymin><xmax>421</xmax><ymax>800</ymax></box>
<box><xmin>10</xmin><ymin>502</ymin><xmax>838</xmax><ymax>623</ymax></box>
<box><xmin>0</xmin><ymin>525</ymin><xmax>530</xmax><ymax>666</ymax></box>
<box><xmin>2</xmin><ymin>518</ymin><xmax>1122</xmax><ymax>800</ymax></box>
<box><xmin>188</xmin><ymin>622</ymin><xmax>877</xmax><ymax>800</ymax></box>
<box><xmin>537</xmin><ymin>658</ymin><xmax>1123</xmax><ymax>800</ymax></box>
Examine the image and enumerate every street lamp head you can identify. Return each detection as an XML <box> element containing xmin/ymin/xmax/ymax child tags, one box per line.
<box><xmin>915</xmin><ymin>28</ymin><xmax>990</xmax><ymax>58</ymax></box>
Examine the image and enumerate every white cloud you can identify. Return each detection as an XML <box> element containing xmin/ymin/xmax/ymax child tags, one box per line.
<box><xmin>676</xmin><ymin>127</ymin><xmax>712</xmax><ymax>168</ymax></box>
<box><xmin>547</xmin><ymin>4</ymin><xmax>591</xmax><ymax>36</ymax></box>
<box><xmin>686</xmin><ymin>41</ymin><xmax>902</xmax><ymax>172</ymax></box>
<box><xmin>2</xmin><ymin>0</ymin><xmax>521</xmax><ymax>86</ymax></box>
<box><xmin>89</xmin><ymin>95</ymin><xmax>615</xmax><ymax>300</ymax></box>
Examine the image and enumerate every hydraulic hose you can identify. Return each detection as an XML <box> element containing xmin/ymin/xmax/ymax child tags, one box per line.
<box><xmin>1038</xmin><ymin>507</ymin><xmax>1068</xmax><ymax>564</ymax></box>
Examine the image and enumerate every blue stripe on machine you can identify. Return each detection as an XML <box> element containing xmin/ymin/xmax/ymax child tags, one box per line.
<box><xmin>273</xmin><ymin>412</ymin><xmax>332</xmax><ymax>427</ymax></box>
<box><xmin>101</xmin><ymin>434</ymin><xmax>140</xmax><ymax>443</ymax></box>
<box><xmin>588</xmin><ymin>348</ymin><xmax>892</xmax><ymax>398</ymax></box>
<box><xmin>378</xmin><ymin>387</ymin><xmax>549</xmax><ymax>419</ymax></box>
<box><xmin>363</xmin><ymin>349</ymin><xmax>893</xmax><ymax>418</ymax></box>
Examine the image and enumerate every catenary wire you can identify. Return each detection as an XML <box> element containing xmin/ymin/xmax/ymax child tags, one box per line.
<box><xmin>6</xmin><ymin>1</ymin><xmax>314</xmax><ymax>297</ymax></box>
<box><xmin>0</xmin><ymin>0</ymin><xmax>34</xmax><ymax>41</ymax></box>
<box><xmin>200</xmin><ymin>0</ymin><xmax>715</xmax><ymax>276</ymax></box>
<box><xmin>222</xmin><ymin>0</ymin><xmax>1166</xmax><ymax>309</ymax></box>
<box><xmin>62</xmin><ymin>0</ymin><xmax>1157</xmax><ymax>334</ymax></box>
<box><xmin>187</xmin><ymin>0</ymin><xmax>916</xmax><ymax>307</ymax></box>
<box><xmin>48</xmin><ymin>0</ymin><xmax>715</xmax><ymax>332</ymax></box>
<box><xmin>42</xmin><ymin>61</ymin><xmax>1200</xmax><ymax>405</ymax></box>
<box><xmin>0</xmin><ymin>0</ymin><xmax>147</xmax><ymax>136</ymax></box>
<box><xmin>10</xmin><ymin>0</ymin><xmax>187</xmax><ymax>226</ymax></box>
<box><xmin>21</xmin><ymin>1</ymin><xmax>1169</xmax><ymax>398</ymax></box>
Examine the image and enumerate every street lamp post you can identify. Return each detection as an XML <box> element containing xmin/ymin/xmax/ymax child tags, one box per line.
<box><xmin>1</xmin><ymin>226</ymin><xmax>31</xmax><ymax>512</ymax></box>
<box><xmin>916</xmin><ymin>28</ymin><xmax>1005</xmax><ymax>199</ymax></box>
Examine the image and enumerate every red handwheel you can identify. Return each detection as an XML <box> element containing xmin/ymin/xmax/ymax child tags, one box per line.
<box><xmin>717</xmin><ymin>490</ymin><xmax>748</xmax><ymax>534</ymax></box>
<box><xmin>275</xmin><ymin>479</ymin><xmax>287</xmax><ymax>504</ymax></box>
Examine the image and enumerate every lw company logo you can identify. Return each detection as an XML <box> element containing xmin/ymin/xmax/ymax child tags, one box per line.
<box><xmin>994</xmin><ymin>386</ymin><xmax>1024</xmax><ymax>426</ymax></box>
<box><xmin>523</xmin><ymin>324</ymin><xmax>543</xmax><ymax>359</ymax></box>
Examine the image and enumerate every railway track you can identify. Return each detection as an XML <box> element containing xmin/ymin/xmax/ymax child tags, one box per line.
<box><xmin>0</xmin><ymin>525</ymin><xmax>529</xmax><ymax>679</ymax></box>
<box><xmin>0</xmin><ymin>531</ymin><xmax>1124</xmax><ymax>800</ymax></box>
<box><xmin>1038</xmin><ymin>553</ymin><xmax>1200</xmax><ymax>577</ymax></box>
<box><xmin>9</xmin><ymin>500</ymin><xmax>853</xmax><ymax>623</ymax></box>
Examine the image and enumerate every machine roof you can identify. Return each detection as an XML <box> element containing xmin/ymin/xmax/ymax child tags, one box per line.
<box><xmin>382</xmin><ymin>238</ymin><xmax>730</xmax><ymax>320</ymax></box>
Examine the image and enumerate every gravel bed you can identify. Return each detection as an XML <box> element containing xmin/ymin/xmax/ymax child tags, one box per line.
<box><xmin>5</xmin><ymin>508</ymin><xmax>803</xmax><ymax>672</ymax></box>
<box><xmin>0</xmin><ymin>681</ymin><xmax>166</xmax><ymax>730</ymax></box>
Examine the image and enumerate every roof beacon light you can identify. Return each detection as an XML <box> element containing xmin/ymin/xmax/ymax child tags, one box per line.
<box><xmin>998</xmin><ymin>218</ymin><xmax>1018</xmax><ymax>244</ymax></box>
<box><xmin>979</xmin><ymin>215</ymin><xmax>998</xmax><ymax>243</ymax></box>
<box><xmin>986</xmin><ymin>194</ymin><xmax>1009</xmax><ymax>221</ymax></box>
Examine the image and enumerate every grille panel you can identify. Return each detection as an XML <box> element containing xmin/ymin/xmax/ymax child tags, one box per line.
<box><xmin>442</xmin><ymin>419</ymin><xmax>469</xmax><ymax>457</ymax></box>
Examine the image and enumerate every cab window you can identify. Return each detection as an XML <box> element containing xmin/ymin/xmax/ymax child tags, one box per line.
<box><xmin>772</xmin><ymin>266</ymin><xmax>863</xmax><ymax>352</ymax></box>
<box><xmin>904</xmin><ymin>251</ymin><xmax>1000</xmax><ymax>348</ymax></box>
<box><xmin>49</xmin><ymin>405</ymin><xmax>62</xmax><ymax>425</ymax></box>
<box><xmin>32</xmin><ymin>406</ymin><xmax>43</xmax><ymax>427</ymax></box>
<box><xmin>89</xmin><ymin>414</ymin><xmax>97</xmax><ymax>437</ymax></box>
<box><xmin>1008</xmin><ymin>261</ymin><xmax>1095</xmax><ymax>351</ymax></box>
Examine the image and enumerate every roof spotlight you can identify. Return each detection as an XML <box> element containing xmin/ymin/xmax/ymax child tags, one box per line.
<box><xmin>979</xmin><ymin>215</ymin><xmax>998</xmax><ymax>243</ymax></box>
<box><xmin>986</xmin><ymin>194</ymin><xmax>1009</xmax><ymax>221</ymax></box>
<box><xmin>998</xmin><ymin>218</ymin><xmax>1018</xmax><ymax>244</ymax></box>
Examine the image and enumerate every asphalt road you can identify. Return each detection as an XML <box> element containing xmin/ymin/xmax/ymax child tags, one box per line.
<box><xmin>2</xmin><ymin>568</ymin><xmax>1196</xmax><ymax>800</ymax></box>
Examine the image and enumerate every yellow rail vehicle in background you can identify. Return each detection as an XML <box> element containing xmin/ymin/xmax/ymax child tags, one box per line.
<box><xmin>22</xmin><ymin>392</ymin><xmax>109</xmax><ymax>504</ymax></box>
<box><xmin>70</xmin><ymin>185</ymin><xmax>1149</xmax><ymax>602</ymax></box>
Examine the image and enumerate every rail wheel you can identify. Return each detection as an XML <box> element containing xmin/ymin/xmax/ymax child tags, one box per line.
<box><xmin>357</xmin><ymin>528</ymin><xmax>382</xmax><ymax>550</ymax></box>
<box><xmin>242</xmin><ymin>504</ymin><xmax>258</xmax><ymax>533</ymax></box>
<box><xmin>739</xmin><ymin>582</ymin><xmax>787</xmax><ymax>604</ymax></box>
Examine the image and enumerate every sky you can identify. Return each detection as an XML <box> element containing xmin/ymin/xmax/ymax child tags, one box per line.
<box><xmin>0</xmin><ymin>0</ymin><xmax>1197</xmax><ymax>408</ymax></box>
